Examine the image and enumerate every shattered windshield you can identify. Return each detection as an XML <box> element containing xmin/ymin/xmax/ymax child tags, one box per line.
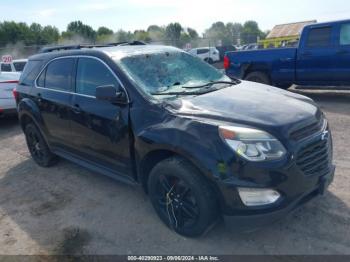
<box><xmin>116</xmin><ymin>50</ymin><xmax>232</xmax><ymax>98</ymax></box>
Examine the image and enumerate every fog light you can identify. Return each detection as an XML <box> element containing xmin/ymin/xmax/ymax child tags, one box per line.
<box><xmin>238</xmin><ymin>188</ymin><xmax>281</xmax><ymax>206</ymax></box>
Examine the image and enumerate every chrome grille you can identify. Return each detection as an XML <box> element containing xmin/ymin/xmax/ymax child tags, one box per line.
<box><xmin>290</xmin><ymin>118</ymin><xmax>324</xmax><ymax>141</ymax></box>
<box><xmin>296</xmin><ymin>131</ymin><xmax>332</xmax><ymax>176</ymax></box>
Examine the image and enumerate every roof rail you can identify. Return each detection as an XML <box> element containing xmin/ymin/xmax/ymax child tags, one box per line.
<box><xmin>39</xmin><ymin>41</ymin><xmax>147</xmax><ymax>53</ymax></box>
<box><xmin>108</xmin><ymin>41</ymin><xmax>147</xmax><ymax>46</ymax></box>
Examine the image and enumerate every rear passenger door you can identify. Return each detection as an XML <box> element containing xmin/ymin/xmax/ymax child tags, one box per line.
<box><xmin>69</xmin><ymin>57</ymin><xmax>132</xmax><ymax>178</ymax></box>
<box><xmin>296</xmin><ymin>25</ymin><xmax>338</xmax><ymax>85</ymax></box>
<box><xmin>34</xmin><ymin>57</ymin><xmax>75</xmax><ymax>150</ymax></box>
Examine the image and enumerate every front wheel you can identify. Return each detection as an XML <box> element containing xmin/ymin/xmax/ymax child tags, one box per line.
<box><xmin>148</xmin><ymin>157</ymin><xmax>219</xmax><ymax>237</ymax></box>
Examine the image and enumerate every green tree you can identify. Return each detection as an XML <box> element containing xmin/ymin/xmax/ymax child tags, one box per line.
<box><xmin>65</xmin><ymin>21</ymin><xmax>96</xmax><ymax>42</ymax></box>
<box><xmin>41</xmin><ymin>26</ymin><xmax>60</xmax><ymax>44</ymax></box>
<box><xmin>241</xmin><ymin>20</ymin><xmax>264</xmax><ymax>44</ymax></box>
<box><xmin>187</xmin><ymin>27</ymin><xmax>199</xmax><ymax>39</ymax></box>
<box><xmin>179</xmin><ymin>32</ymin><xmax>191</xmax><ymax>48</ymax></box>
<box><xmin>0</xmin><ymin>21</ymin><xmax>29</xmax><ymax>45</ymax></box>
<box><xmin>204</xmin><ymin>21</ymin><xmax>232</xmax><ymax>45</ymax></box>
<box><xmin>115</xmin><ymin>29</ymin><xmax>133</xmax><ymax>42</ymax></box>
<box><xmin>97</xmin><ymin>26</ymin><xmax>113</xmax><ymax>36</ymax></box>
<box><xmin>165</xmin><ymin>22</ymin><xmax>182</xmax><ymax>46</ymax></box>
<box><xmin>28</xmin><ymin>23</ymin><xmax>43</xmax><ymax>45</ymax></box>
<box><xmin>147</xmin><ymin>25</ymin><xmax>165</xmax><ymax>41</ymax></box>
<box><xmin>134</xmin><ymin>30</ymin><xmax>151</xmax><ymax>42</ymax></box>
<box><xmin>227</xmin><ymin>22</ymin><xmax>243</xmax><ymax>45</ymax></box>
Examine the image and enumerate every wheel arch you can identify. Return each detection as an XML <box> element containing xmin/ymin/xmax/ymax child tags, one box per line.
<box><xmin>138</xmin><ymin>149</ymin><xmax>221</xmax><ymax>197</ymax></box>
<box><xmin>243</xmin><ymin>64</ymin><xmax>271</xmax><ymax>80</ymax></box>
<box><xmin>18</xmin><ymin>99</ymin><xmax>50</xmax><ymax>145</ymax></box>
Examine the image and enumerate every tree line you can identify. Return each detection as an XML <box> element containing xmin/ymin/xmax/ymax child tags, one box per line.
<box><xmin>0</xmin><ymin>20</ymin><xmax>268</xmax><ymax>48</ymax></box>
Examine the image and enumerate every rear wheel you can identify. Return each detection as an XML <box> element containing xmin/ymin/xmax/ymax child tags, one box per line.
<box><xmin>24</xmin><ymin>123</ymin><xmax>58</xmax><ymax>167</ymax></box>
<box><xmin>148</xmin><ymin>157</ymin><xmax>219</xmax><ymax>237</ymax></box>
<box><xmin>245</xmin><ymin>71</ymin><xmax>271</xmax><ymax>85</ymax></box>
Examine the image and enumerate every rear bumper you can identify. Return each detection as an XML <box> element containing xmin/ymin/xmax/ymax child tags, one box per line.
<box><xmin>223</xmin><ymin>165</ymin><xmax>335</xmax><ymax>230</ymax></box>
<box><xmin>0</xmin><ymin>97</ymin><xmax>17</xmax><ymax>117</ymax></box>
<box><xmin>0</xmin><ymin>108</ymin><xmax>17</xmax><ymax>117</ymax></box>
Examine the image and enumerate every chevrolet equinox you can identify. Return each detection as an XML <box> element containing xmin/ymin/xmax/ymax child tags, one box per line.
<box><xmin>14</xmin><ymin>43</ymin><xmax>335</xmax><ymax>237</ymax></box>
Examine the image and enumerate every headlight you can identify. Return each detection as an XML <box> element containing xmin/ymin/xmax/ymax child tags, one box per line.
<box><xmin>219</xmin><ymin>126</ymin><xmax>286</xmax><ymax>161</ymax></box>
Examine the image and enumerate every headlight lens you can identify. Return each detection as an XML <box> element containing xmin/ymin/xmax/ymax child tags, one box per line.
<box><xmin>219</xmin><ymin>126</ymin><xmax>286</xmax><ymax>161</ymax></box>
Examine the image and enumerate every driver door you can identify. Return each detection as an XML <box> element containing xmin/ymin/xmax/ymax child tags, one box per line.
<box><xmin>69</xmin><ymin>57</ymin><xmax>132</xmax><ymax>178</ymax></box>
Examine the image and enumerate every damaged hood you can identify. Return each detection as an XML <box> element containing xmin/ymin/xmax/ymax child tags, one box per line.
<box><xmin>165</xmin><ymin>81</ymin><xmax>319</xmax><ymax>129</ymax></box>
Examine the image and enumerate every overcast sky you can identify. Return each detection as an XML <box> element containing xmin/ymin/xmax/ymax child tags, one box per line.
<box><xmin>1</xmin><ymin>0</ymin><xmax>350</xmax><ymax>33</ymax></box>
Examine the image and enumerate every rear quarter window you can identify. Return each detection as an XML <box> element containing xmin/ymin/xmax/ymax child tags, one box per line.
<box><xmin>19</xmin><ymin>60</ymin><xmax>44</xmax><ymax>86</ymax></box>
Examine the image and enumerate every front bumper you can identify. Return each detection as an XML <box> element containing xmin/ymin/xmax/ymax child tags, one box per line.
<box><xmin>215</xmin><ymin>120</ymin><xmax>334</xmax><ymax>228</ymax></box>
<box><xmin>223</xmin><ymin>165</ymin><xmax>335</xmax><ymax>229</ymax></box>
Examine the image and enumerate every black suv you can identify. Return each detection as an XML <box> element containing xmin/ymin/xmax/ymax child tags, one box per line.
<box><xmin>15</xmin><ymin>43</ymin><xmax>335</xmax><ymax>237</ymax></box>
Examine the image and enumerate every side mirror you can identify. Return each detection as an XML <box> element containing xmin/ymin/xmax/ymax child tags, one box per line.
<box><xmin>96</xmin><ymin>84</ymin><xmax>127</xmax><ymax>104</ymax></box>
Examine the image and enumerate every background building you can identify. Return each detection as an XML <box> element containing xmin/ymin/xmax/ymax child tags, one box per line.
<box><xmin>259</xmin><ymin>20</ymin><xmax>316</xmax><ymax>48</ymax></box>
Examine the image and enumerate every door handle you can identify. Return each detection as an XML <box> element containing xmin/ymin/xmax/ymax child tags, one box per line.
<box><xmin>72</xmin><ymin>104</ymin><xmax>82</xmax><ymax>114</ymax></box>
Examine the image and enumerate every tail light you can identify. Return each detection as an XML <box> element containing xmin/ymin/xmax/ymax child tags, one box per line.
<box><xmin>12</xmin><ymin>87</ymin><xmax>19</xmax><ymax>100</ymax></box>
<box><xmin>223</xmin><ymin>56</ymin><xmax>230</xmax><ymax>69</ymax></box>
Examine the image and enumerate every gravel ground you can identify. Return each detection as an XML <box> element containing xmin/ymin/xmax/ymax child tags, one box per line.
<box><xmin>0</xmin><ymin>88</ymin><xmax>349</xmax><ymax>255</ymax></box>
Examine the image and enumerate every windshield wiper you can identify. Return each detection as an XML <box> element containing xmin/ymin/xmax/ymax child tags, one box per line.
<box><xmin>151</xmin><ymin>89</ymin><xmax>216</xmax><ymax>96</ymax></box>
<box><xmin>182</xmin><ymin>80</ymin><xmax>240</xmax><ymax>89</ymax></box>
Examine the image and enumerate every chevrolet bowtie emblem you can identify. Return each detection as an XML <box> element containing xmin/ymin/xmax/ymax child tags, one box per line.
<box><xmin>321</xmin><ymin>130</ymin><xmax>329</xmax><ymax>140</ymax></box>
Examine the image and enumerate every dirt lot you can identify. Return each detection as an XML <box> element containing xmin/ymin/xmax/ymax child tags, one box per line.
<box><xmin>0</xmin><ymin>88</ymin><xmax>349</xmax><ymax>255</ymax></box>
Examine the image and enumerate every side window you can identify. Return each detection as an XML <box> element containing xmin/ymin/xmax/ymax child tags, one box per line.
<box><xmin>340</xmin><ymin>23</ymin><xmax>350</xmax><ymax>45</ymax></box>
<box><xmin>76</xmin><ymin>58</ymin><xmax>119</xmax><ymax>97</ymax></box>
<box><xmin>19</xmin><ymin>60</ymin><xmax>43</xmax><ymax>86</ymax></box>
<box><xmin>45</xmin><ymin>58</ymin><xmax>75</xmax><ymax>91</ymax></box>
<box><xmin>13</xmin><ymin>62</ymin><xmax>26</xmax><ymax>71</ymax></box>
<box><xmin>306</xmin><ymin>27</ymin><xmax>332</xmax><ymax>47</ymax></box>
<box><xmin>197</xmin><ymin>49</ymin><xmax>209</xmax><ymax>54</ymax></box>
<box><xmin>37</xmin><ymin>68</ymin><xmax>46</xmax><ymax>87</ymax></box>
<box><xmin>1</xmin><ymin>63</ymin><xmax>12</xmax><ymax>72</ymax></box>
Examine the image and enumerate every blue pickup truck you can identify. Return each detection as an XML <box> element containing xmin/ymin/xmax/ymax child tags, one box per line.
<box><xmin>224</xmin><ymin>19</ymin><xmax>350</xmax><ymax>88</ymax></box>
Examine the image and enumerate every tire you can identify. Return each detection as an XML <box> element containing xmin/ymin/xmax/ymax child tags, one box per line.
<box><xmin>276</xmin><ymin>84</ymin><xmax>291</xmax><ymax>90</ymax></box>
<box><xmin>204</xmin><ymin>58</ymin><xmax>213</xmax><ymax>64</ymax></box>
<box><xmin>148</xmin><ymin>156</ymin><xmax>219</xmax><ymax>237</ymax></box>
<box><xmin>24</xmin><ymin>123</ymin><xmax>58</xmax><ymax>167</ymax></box>
<box><xmin>245</xmin><ymin>71</ymin><xmax>271</xmax><ymax>85</ymax></box>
